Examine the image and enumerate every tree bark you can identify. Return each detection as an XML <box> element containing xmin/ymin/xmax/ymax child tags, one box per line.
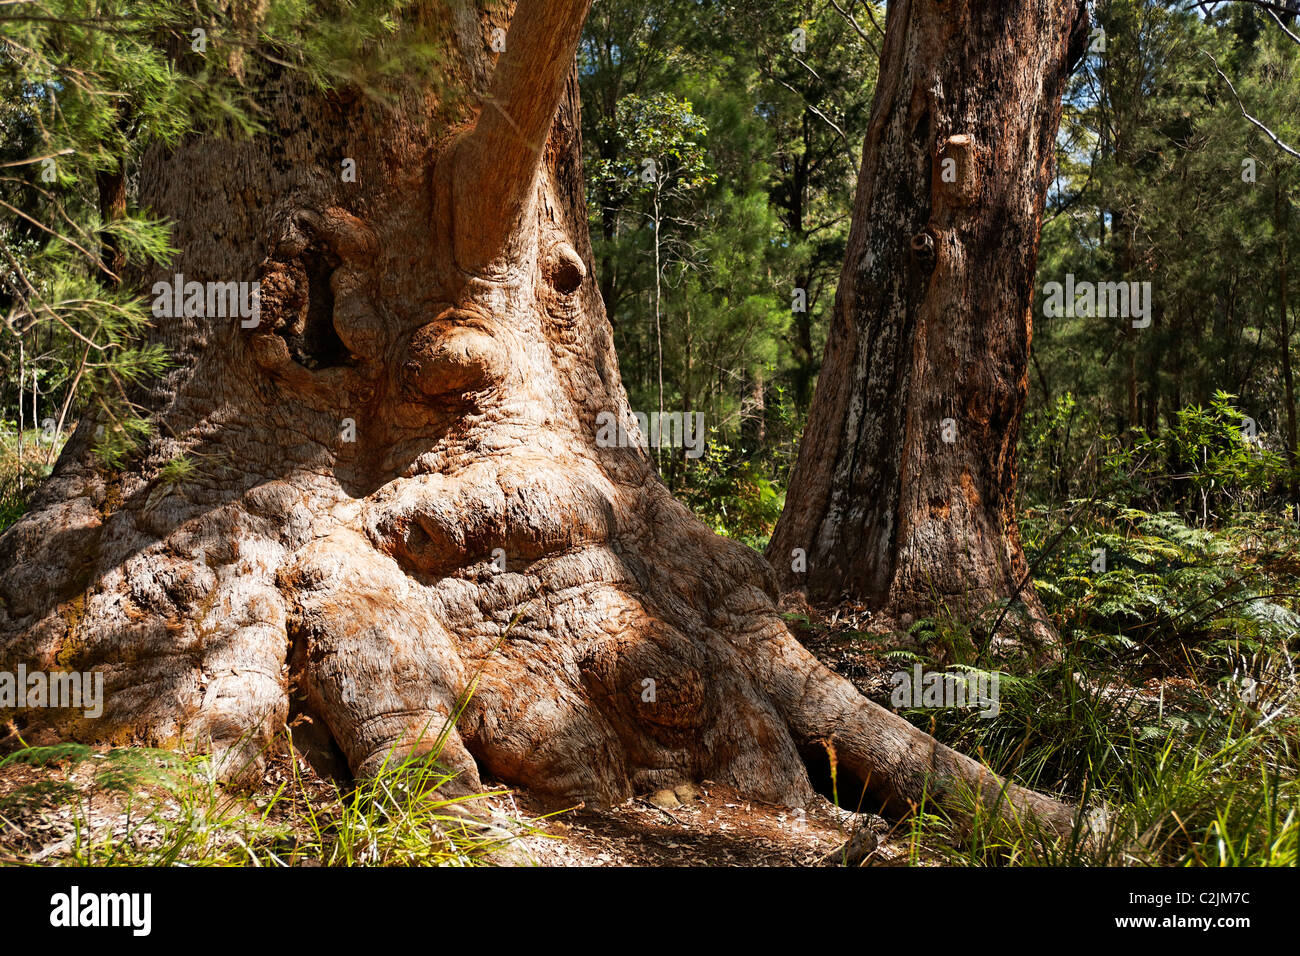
<box><xmin>0</xmin><ymin>0</ymin><xmax>1081</xmax><ymax>836</ymax></box>
<box><xmin>96</xmin><ymin>157</ymin><xmax>127</xmax><ymax>280</ymax></box>
<box><xmin>1275</xmin><ymin>167</ymin><xmax>1298</xmax><ymax>508</ymax></box>
<box><xmin>769</xmin><ymin>0</ymin><xmax>1089</xmax><ymax>657</ymax></box>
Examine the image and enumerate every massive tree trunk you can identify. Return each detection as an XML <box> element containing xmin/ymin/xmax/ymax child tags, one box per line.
<box><xmin>768</xmin><ymin>0</ymin><xmax>1089</xmax><ymax>656</ymax></box>
<box><xmin>0</xmin><ymin>0</ymin><xmax>1080</xmax><ymax>834</ymax></box>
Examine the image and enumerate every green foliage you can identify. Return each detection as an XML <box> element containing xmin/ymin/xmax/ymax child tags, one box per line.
<box><xmin>1</xmin><ymin>0</ymin><xmax>443</xmax><ymax>481</ymax></box>
<box><xmin>0</xmin><ymin>738</ymin><xmax>526</xmax><ymax>867</ymax></box>
<box><xmin>885</xmin><ymin>504</ymin><xmax>1300</xmax><ymax>866</ymax></box>
<box><xmin>284</xmin><ymin>745</ymin><xmax>522</xmax><ymax>868</ymax></box>
<box><xmin>675</xmin><ymin>427</ymin><xmax>785</xmax><ymax>549</ymax></box>
<box><xmin>1162</xmin><ymin>393</ymin><xmax>1286</xmax><ymax>512</ymax></box>
<box><xmin>580</xmin><ymin>0</ymin><xmax>878</xmax><ymax>484</ymax></box>
<box><xmin>901</xmin><ymin>706</ymin><xmax>1298</xmax><ymax>867</ymax></box>
<box><xmin>589</xmin><ymin>92</ymin><xmax>715</xmax><ymax>203</ymax></box>
<box><xmin>1030</xmin><ymin>0</ymin><xmax>1300</xmax><ymax>521</ymax></box>
<box><xmin>1027</xmin><ymin>504</ymin><xmax>1300</xmax><ymax>665</ymax></box>
<box><xmin>0</xmin><ymin>421</ymin><xmax>60</xmax><ymax>530</ymax></box>
<box><xmin>1025</xmin><ymin>392</ymin><xmax>1291</xmax><ymax>524</ymax></box>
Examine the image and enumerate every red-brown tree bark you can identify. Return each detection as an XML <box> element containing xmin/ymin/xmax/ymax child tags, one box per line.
<box><xmin>769</xmin><ymin>0</ymin><xmax>1090</xmax><ymax>658</ymax></box>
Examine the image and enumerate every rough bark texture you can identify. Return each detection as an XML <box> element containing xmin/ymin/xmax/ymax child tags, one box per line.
<box><xmin>0</xmin><ymin>0</ymin><xmax>1080</xmax><ymax>834</ymax></box>
<box><xmin>768</xmin><ymin>0</ymin><xmax>1089</xmax><ymax>653</ymax></box>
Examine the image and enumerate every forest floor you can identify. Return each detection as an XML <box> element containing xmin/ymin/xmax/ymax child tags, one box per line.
<box><xmin>0</xmin><ymin>737</ymin><xmax>912</xmax><ymax>867</ymax></box>
<box><xmin>507</xmin><ymin>784</ymin><xmax>900</xmax><ymax>867</ymax></box>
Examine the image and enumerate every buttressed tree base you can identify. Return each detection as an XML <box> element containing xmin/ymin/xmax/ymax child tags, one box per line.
<box><xmin>0</xmin><ymin>0</ymin><xmax>1079</xmax><ymax>834</ymax></box>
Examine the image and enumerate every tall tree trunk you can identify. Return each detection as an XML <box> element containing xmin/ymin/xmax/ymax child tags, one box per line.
<box><xmin>652</xmin><ymin>185</ymin><xmax>664</xmax><ymax>465</ymax></box>
<box><xmin>16</xmin><ymin>340</ymin><xmax>23</xmax><ymax>493</ymax></box>
<box><xmin>790</xmin><ymin>116</ymin><xmax>816</xmax><ymax>412</ymax></box>
<box><xmin>96</xmin><ymin>140</ymin><xmax>128</xmax><ymax>282</ymax></box>
<box><xmin>792</xmin><ymin>269</ymin><xmax>816</xmax><ymax>410</ymax></box>
<box><xmin>0</xmin><ymin>0</ymin><xmax>1080</xmax><ymax>835</ymax></box>
<box><xmin>1276</xmin><ymin>168</ymin><xmax>1298</xmax><ymax>508</ymax></box>
<box><xmin>768</xmin><ymin>0</ymin><xmax>1089</xmax><ymax>658</ymax></box>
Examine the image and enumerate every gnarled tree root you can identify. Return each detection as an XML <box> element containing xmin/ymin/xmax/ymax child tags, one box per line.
<box><xmin>267</xmin><ymin>525</ymin><xmax>1084</xmax><ymax>843</ymax></box>
<box><xmin>0</xmin><ymin>483</ymin><xmax>1086</xmax><ymax>847</ymax></box>
<box><xmin>762</xmin><ymin>632</ymin><xmax>1081</xmax><ymax>837</ymax></box>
